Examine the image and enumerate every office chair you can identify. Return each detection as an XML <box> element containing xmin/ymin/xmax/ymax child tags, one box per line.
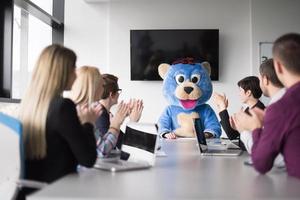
<box><xmin>0</xmin><ymin>112</ymin><xmax>47</xmax><ymax>200</ymax></box>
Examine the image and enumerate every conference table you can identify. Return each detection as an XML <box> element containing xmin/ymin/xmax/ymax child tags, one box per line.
<box><xmin>28</xmin><ymin>139</ymin><xmax>300</xmax><ymax>200</ymax></box>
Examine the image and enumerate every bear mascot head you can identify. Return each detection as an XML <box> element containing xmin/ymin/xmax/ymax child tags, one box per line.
<box><xmin>157</xmin><ymin>58</ymin><xmax>221</xmax><ymax>138</ymax></box>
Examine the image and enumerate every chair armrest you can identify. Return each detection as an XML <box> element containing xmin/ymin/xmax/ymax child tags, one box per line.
<box><xmin>16</xmin><ymin>179</ymin><xmax>48</xmax><ymax>189</ymax></box>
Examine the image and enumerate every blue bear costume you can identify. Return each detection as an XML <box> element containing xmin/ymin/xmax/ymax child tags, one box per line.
<box><xmin>158</xmin><ymin>58</ymin><xmax>221</xmax><ymax>138</ymax></box>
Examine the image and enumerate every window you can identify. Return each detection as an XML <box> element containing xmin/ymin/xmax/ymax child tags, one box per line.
<box><xmin>12</xmin><ymin>6</ymin><xmax>52</xmax><ymax>99</ymax></box>
<box><xmin>30</xmin><ymin>0</ymin><xmax>53</xmax><ymax>15</ymax></box>
<box><xmin>0</xmin><ymin>0</ymin><xmax>64</xmax><ymax>102</ymax></box>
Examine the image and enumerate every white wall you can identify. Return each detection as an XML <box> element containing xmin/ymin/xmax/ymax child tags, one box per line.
<box><xmin>3</xmin><ymin>0</ymin><xmax>300</xmax><ymax>124</ymax></box>
<box><xmin>4</xmin><ymin>0</ymin><xmax>300</xmax><ymax>123</ymax></box>
<box><xmin>251</xmin><ymin>0</ymin><xmax>300</xmax><ymax>75</ymax></box>
<box><xmin>65</xmin><ymin>0</ymin><xmax>251</xmax><ymax>123</ymax></box>
<box><xmin>64</xmin><ymin>0</ymin><xmax>109</xmax><ymax>72</ymax></box>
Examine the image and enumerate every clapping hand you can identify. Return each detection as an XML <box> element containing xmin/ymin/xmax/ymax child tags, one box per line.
<box><xmin>232</xmin><ymin>107</ymin><xmax>265</xmax><ymax>132</ymax></box>
<box><xmin>91</xmin><ymin>102</ymin><xmax>103</xmax><ymax>117</ymax></box>
<box><xmin>128</xmin><ymin>99</ymin><xmax>144</xmax><ymax>122</ymax></box>
<box><xmin>110</xmin><ymin>101</ymin><xmax>131</xmax><ymax>130</ymax></box>
<box><xmin>212</xmin><ymin>92</ymin><xmax>228</xmax><ymax>112</ymax></box>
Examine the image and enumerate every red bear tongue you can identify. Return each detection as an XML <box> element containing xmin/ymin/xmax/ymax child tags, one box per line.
<box><xmin>180</xmin><ymin>100</ymin><xmax>197</xmax><ymax>109</ymax></box>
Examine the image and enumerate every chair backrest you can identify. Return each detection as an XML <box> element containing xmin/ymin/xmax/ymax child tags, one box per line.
<box><xmin>0</xmin><ymin>112</ymin><xmax>23</xmax><ymax>200</ymax></box>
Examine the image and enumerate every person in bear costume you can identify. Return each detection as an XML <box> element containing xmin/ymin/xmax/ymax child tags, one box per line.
<box><xmin>158</xmin><ymin>58</ymin><xmax>221</xmax><ymax>139</ymax></box>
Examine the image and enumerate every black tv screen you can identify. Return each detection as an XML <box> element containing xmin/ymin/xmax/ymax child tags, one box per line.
<box><xmin>130</xmin><ymin>29</ymin><xmax>219</xmax><ymax>81</ymax></box>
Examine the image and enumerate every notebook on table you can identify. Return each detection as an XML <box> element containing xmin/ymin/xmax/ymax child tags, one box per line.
<box><xmin>194</xmin><ymin>118</ymin><xmax>242</xmax><ymax>156</ymax></box>
<box><xmin>94</xmin><ymin>122</ymin><xmax>158</xmax><ymax>172</ymax></box>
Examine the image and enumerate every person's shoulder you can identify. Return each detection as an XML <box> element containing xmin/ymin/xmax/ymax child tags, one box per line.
<box><xmin>97</xmin><ymin>107</ymin><xmax>109</xmax><ymax>120</ymax></box>
<box><xmin>265</xmin><ymin>96</ymin><xmax>293</xmax><ymax>124</ymax></box>
<box><xmin>193</xmin><ymin>104</ymin><xmax>215</xmax><ymax>116</ymax></box>
<box><xmin>256</xmin><ymin>100</ymin><xmax>266</xmax><ymax>110</ymax></box>
<box><xmin>50</xmin><ymin>96</ymin><xmax>75</xmax><ymax>111</ymax></box>
<box><xmin>267</xmin><ymin>96</ymin><xmax>287</xmax><ymax>116</ymax></box>
<box><xmin>162</xmin><ymin>105</ymin><xmax>183</xmax><ymax>115</ymax></box>
<box><xmin>100</xmin><ymin>106</ymin><xmax>109</xmax><ymax>115</ymax></box>
<box><xmin>47</xmin><ymin>97</ymin><xmax>77</xmax><ymax>124</ymax></box>
<box><xmin>165</xmin><ymin>105</ymin><xmax>178</xmax><ymax>111</ymax></box>
<box><xmin>195</xmin><ymin>104</ymin><xmax>213</xmax><ymax>111</ymax></box>
<box><xmin>267</xmin><ymin>85</ymin><xmax>300</xmax><ymax>121</ymax></box>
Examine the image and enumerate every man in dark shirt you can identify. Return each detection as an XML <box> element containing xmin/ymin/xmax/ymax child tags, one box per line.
<box><xmin>233</xmin><ymin>33</ymin><xmax>300</xmax><ymax>178</ymax></box>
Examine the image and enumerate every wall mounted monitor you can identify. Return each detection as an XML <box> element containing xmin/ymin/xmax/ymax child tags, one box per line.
<box><xmin>130</xmin><ymin>29</ymin><xmax>219</xmax><ymax>81</ymax></box>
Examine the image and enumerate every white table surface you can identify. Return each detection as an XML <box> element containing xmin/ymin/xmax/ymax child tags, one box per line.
<box><xmin>28</xmin><ymin>138</ymin><xmax>300</xmax><ymax>200</ymax></box>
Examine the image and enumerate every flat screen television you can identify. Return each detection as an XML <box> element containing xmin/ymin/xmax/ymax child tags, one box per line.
<box><xmin>130</xmin><ymin>29</ymin><xmax>219</xmax><ymax>81</ymax></box>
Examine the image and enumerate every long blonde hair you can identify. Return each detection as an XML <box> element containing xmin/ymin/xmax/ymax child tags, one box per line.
<box><xmin>69</xmin><ymin>66</ymin><xmax>103</xmax><ymax>106</ymax></box>
<box><xmin>19</xmin><ymin>44</ymin><xmax>77</xmax><ymax>159</ymax></box>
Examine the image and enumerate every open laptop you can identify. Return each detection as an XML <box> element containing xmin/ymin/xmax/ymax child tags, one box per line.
<box><xmin>94</xmin><ymin>122</ymin><xmax>158</xmax><ymax>172</ymax></box>
<box><xmin>194</xmin><ymin>118</ymin><xmax>242</xmax><ymax>156</ymax></box>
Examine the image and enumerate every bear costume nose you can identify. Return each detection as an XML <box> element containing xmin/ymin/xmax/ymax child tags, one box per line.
<box><xmin>184</xmin><ymin>86</ymin><xmax>194</xmax><ymax>94</ymax></box>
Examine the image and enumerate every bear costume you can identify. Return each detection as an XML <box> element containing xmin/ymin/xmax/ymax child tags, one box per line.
<box><xmin>158</xmin><ymin>58</ymin><xmax>221</xmax><ymax>138</ymax></box>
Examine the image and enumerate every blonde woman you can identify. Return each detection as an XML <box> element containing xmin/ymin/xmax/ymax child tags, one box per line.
<box><xmin>18</xmin><ymin>44</ymin><xmax>99</xmax><ymax>198</ymax></box>
<box><xmin>69</xmin><ymin>66</ymin><xmax>130</xmax><ymax>157</ymax></box>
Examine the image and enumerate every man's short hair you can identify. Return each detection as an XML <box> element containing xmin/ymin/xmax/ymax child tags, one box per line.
<box><xmin>259</xmin><ymin>58</ymin><xmax>284</xmax><ymax>88</ymax></box>
<box><xmin>273</xmin><ymin>33</ymin><xmax>300</xmax><ymax>74</ymax></box>
<box><xmin>237</xmin><ymin>76</ymin><xmax>262</xmax><ymax>99</ymax></box>
<box><xmin>101</xmin><ymin>74</ymin><xmax>119</xmax><ymax>99</ymax></box>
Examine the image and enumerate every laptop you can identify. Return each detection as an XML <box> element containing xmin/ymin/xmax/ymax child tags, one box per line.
<box><xmin>94</xmin><ymin>122</ymin><xmax>158</xmax><ymax>172</ymax></box>
<box><xmin>194</xmin><ymin>118</ymin><xmax>242</xmax><ymax>156</ymax></box>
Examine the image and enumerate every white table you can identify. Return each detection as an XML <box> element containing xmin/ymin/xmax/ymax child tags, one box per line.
<box><xmin>28</xmin><ymin>139</ymin><xmax>300</xmax><ymax>200</ymax></box>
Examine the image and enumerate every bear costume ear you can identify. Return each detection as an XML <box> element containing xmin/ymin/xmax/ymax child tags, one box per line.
<box><xmin>201</xmin><ymin>61</ymin><xmax>211</xmax><ymax>76</ymax></box>
<box><xmin>158</xmin><ymin>63</ymin><xmax>170</xmax><ymax>79</ymax></box>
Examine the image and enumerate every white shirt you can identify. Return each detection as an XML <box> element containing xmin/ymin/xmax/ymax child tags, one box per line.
<box><xmin>240</xmin><ymin>88</ymin><xmax>286</xmax><ymax>167</ymax></box>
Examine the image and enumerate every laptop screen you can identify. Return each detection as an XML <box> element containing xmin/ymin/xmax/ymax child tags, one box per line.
<box><xmin>124</xmin><ymin>126</ymin><xmax>157</xmax><ymax>153</ymax></box>
<box><xmin>122</xmin><ymin>122</ymin><xmax>158</xmax><ymax>166</ymax></box>
<box><xmin>194</xmin><ymin>118</ymin><xmax>208</xmax><ymax>152</ymax></box>
<box><xmin>194</xmin><ymin>118</ymin><xmax>206</xmax><ymax>145</ymax></box>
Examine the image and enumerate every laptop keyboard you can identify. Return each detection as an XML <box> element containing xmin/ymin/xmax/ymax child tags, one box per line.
<box><xmin>208</xmin><ymin>149</ymin><xmax>228</xmax><ymax>153</ymax></box>
<box><xmin>94</xmin><ymin>159</ymin><xmax>150</xmax><ymax>171</ymax></box>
